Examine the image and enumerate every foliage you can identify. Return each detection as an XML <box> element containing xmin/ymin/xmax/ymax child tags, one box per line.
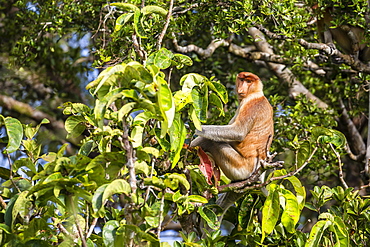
<box><xmin>1</xmin><ymin>0</ymin><xmax>370</xmax><ymax>246</ymax></box>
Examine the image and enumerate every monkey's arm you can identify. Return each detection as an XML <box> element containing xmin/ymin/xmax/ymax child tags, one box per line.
<box><xmin>195</xmin><ymin>123</ymin><xmax>250</xmax><ymax>142</ymax></box>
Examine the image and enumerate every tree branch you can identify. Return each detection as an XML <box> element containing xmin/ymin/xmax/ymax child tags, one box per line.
<box><xmin>248</xmin><ymin>27</ymin><xmax>329</xmax><ymax>109</ymax></box>
<box><xmin>0</xmin><ymin>94</ymin><xmax>65</xmax><ymax>131</ymax></box>
<box><xmin>298</xmin><ymin>39</ymin><xmax>370</xmax><ymax>74</ymax></box>
<box><xmin>172</xmin><ymin>36</ymin><xmax>231</xmax><ymax>59</ymax></box>
<box><xmin>157</xmin><ymin>0</ymin><xmax>173</xmax><ymax>50</ymax></box>
<box><xmin>330</xmin><ymin>143</ymin><xmax>348</xmax><ymax>189</ymax></box>
<box><xmin>218</xmin><ymin>146</ymin><xmax>318</xmax><ymax>193</ymax></box>
<box><xmin>121</xmin><ymin>120</ymin><xmax>137</xmax><ymax>194</ymax></box>
<box><xmin>338</xmin><ymin>98</ymin><xmax>366</xmax><ymax>158</ymax></box>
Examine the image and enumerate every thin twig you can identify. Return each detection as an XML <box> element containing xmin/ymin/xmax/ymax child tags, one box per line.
<box><xmin>7</xmin><ymin>154</ymin><xmax>21</xmax><ymax>193</ymax></box>
<box><xmin>0</xmin><ymin>196</ymin><xmax>7</xmax><ymax>209</ymax></box>
<box><xmin>69</xmin><ymin>195</ymin><xmax>88</xmax><ymax>247</ymax></box>
<box><xmin>121</xmin><ymin>119</ymin><xmax>137</xmax><ymax>193</ymax></box>
<box><xmin>157</xmin><ymin>0</ymin><xmax>174</xmax><ymax>50</ymax></box>
<box><xmin>86</xmin><ymin>218</ymin><xmax>98</xmax><ymax>238</ymax></box>
<box><xmin>157</xmin><ymin>191</ymin><xmax>165</xmax><ymax>239</ymax></box>
<box><xmin>329</xmin><ymin>143</ymin><xmax>348</xmax><ymax>189</ymax></box>
<box><xmin>52</xmin><ymin>217</ymin><xmax>71</xmax><ymax>237</ymax></box>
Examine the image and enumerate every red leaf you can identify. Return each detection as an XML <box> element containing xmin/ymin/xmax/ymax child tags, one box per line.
<box><xmin>197</xmin><ymin>147</ymin><xmax>214</xmax><ymax>185</ymax></box>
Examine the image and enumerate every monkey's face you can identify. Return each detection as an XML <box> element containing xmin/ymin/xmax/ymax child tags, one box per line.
<box><xmin>236</xmin><ymin>72</ymin><xmax>263</xmax><ymax>100</ymax></box>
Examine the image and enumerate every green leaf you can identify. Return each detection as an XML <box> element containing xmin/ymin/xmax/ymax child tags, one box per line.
<box><xmin>109</xmin><ymin>3</ymin><xmax>139</xmax><ymax>12</ymax></box>
<box><xmin>297</xmin><ymin>141</ymin><xmax>312</xmax><ymax>167</ymax></box>
<box><xmin>12</xmin><ymin>191</ymin><xmax>29</xmax><ymax>219</ymax></box>
<box><xmin>188</xmin><ymin>195</ymin><xmax>208</xmax><ymax>203</ymax></box>
<box><xmin>239</xmin><ymin>195</ymin><xmax>260</xmax><ymax>230</ymax></box>
<box><xmin>280</xmin><ymin>188</ymin><xmax>300</xmax><ymax>233</ymax></box>
<box><xmin>284</xmin><ymin>176</ymin><xmax>306</xmax><ymax>210</ymax></box>
<box><xmin>142</xmin><ymin>5</ymin><xmax>168</xmax><ymax>16</ymax></box>
<box><xmin>3</xmin><ymin>117</ymin><xmax>23</xmax><ymax>153</ymax></box>
<box><xmin>102</xmin><ymin>220</ymin><xmax>120</xmax><ymax>247</ymax></box>
<box><xmin>180</xmin><ymin>73</ymin><xmax>206</xmax><ymax>92</ymax></box>
<box><xmin>198</xmin><ymin>206</ymin><xmax>219</xmax><ymax>230</ymax></box>
<box><xmin>332</xmin><ymin>216</ymin><xmax>349</xmax><ymax>247</ymax></box>
<box><xmin>4</xmin><ymin>194</ymin><xmax>18</xmax><ymax>229</ymax></box>
<box><xmin>174</xmin><ymin>90</ymin><xmax>192</xmax><ymax>111</ymax></box>
<box><xmin>144</xmin><ymin>176</ymin><xmax>166</xmax><ymax>189</ymax></box>
<box><xmin>262</xmin><ymin>185</ymin><xmax>280</xmax><ymax>240</ymax></box>
<box><xmin>311</xmin><ymin>127</ymin><xmax>346</xmax><ymax>148</ymax></box>
<box><xmin>24</xmin><ymin>118</ymin><xmax>50</xmax><ymax>139</ymax></box>
<box><xmin>305</xmin><ymin>220</ymin><xmax>331</xmax><ymax>247</ymax></box>
<box><xmin>209</xmin><ymin>93</ymin><xmax>224</xmax><ymax>116</ymax></box>
<box><xmin>208</xmin><ymin>80</ymin><xmax>228</xmax><ymax>104</ymax></box>
<box><xmin>92</xmin><ymin>184</ymin><xmax>109</xmax><ymax>217</ymax></box>
<box><xmin>79</xmin><ymin>140</ymin><xmax>95</xmax><ymax>156</ymax></box>
<box><xmin>0</xmin><ymin>167</ymin><xmax>10</xmax><ymax>180</ymax></box>
<box><xmin>145</xmin><ymin>216</ymin><xmax>159</xmax><ymax>227</ymax></box>
<box><xmin>121</xmin><ymin>224</ymin><xmax>159</xmax><ymax>243</ymax></box>
<box><xmin>134</xmin><ymin>10</ymin><xmax>147</xmax><ymax>38</ymax></box>
<box><xmin>169</xmin><ymin>113</ymin><xmax>187</xmax><ymax>167</ymax></box>
<box><xmin>148</xmin><ymin>48</ymin><xmax>174</xmax><ymax>69</ymax></box>
<box><xmin>115</xmin><ymin>13</ymin><xmax>134</xmax><ymax>32</ymax></box>
<box><xmin>0</xmin><ymin>223</ymin><xmax>10</xmax><ymax>234</ymax></box>
<box><xmin>65</xmin><ymin>115</ymin><xmax>86</xmax><ymax>138</ymax></box>
<box><xmin>131</xmin><ymin>125</ymin><xmax>144</xmax><ymax>148</ymax></box>
<box><xmin>102</xmin><ymin>179</ymin><xmax>131</xmax><ymax>203</ymax></box>
<box><xmin>167</xmin><ymin>173</ymin><xmax>190</xmax><ymax>190</ymax></box>
<box><xmin>140</xmin><ymin>147</ymin><xmax>160</xmax><ymax>158</ymax></box>
<box><xmin>191</xmin><ymin>87</ymin><xmax>207</xmax><ymax>122</ymax></box>
<box><xmin>173</xmin><ymin>54</ymin><xmax>193</xmax><ymax>69</ymax></box>
<box><xmin>157</xmin><ymin>77</ymin><xmax>175</xmax><ymax>137</ymax></box>
<box><xmin>190</xmin><ymin>106</ymin><xmax>202</xmax><ymax>130</ymax></box>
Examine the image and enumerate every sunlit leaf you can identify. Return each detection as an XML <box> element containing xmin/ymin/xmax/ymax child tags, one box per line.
<box><xmin>262</xmin><ymin>185</ymin><xmax>280</xmax><ymax>240</ymax></box>
<box><xmin>108</xmin><ymin>2</ymin><xmax>139</xmax><ymax>12</ymax></box>
<box><xmin>297</xmin><ymin>141</ymin><xmax>312</xmax><ymax>167</ymax></box>
<box><xmin>284</xmin><ymin>175</ymin><xmax>306</xmax><ymax>210</ymax></box>
<box><xmin>198</xmin><ymin>206</ymin><xmax>219</xmax><ymax>230</ymax></box>
<box><xmin>191</xmin><ymin>87</ymin><xmax>207</xmax><ymax>122</ymax></box>
<box><xmin>3</xmin><ymin>117</ymin><xmax>23</xmax><ymax>153</ymax></box>
<box><xmin>92</xmin><ymin>184</ymin><xmax>108</xmax><ymax>217</ymax></box>
<box><xmin>332</xmin><ymin>216</ymin><xmax>349</xmax><ymax>247</ymax></box>
<box><xmin>65</xmin><ymin>115</ymin><xmax>86</xmax><ymax>138</ymax></box>
<box><xmin>305</xmin><ymin>220</ymin><xmax>331</xmax><ymax>247</ymax></box>
<box><xmin>169</xmin><ymin>113</ymin><xmax>187</xmax><ymax>168</ymax></box>
<box><xmin>142</xmin><ymin>5</ymin><xmax>168</xmax><ymax>16</ymax></box>
<box><xmin>102</xmin><ymin>179</ymin><xmax>131</xmax><ymax>203</ymax></box>
<box><xmin>102</xmin><ymin>220</ymin><xmax>120</xmax><ymax>247</ymax></box>
<box><xmin>167</xmin><ymin>173</ymin><xmax>190</xmax><ymax>190</ymax></box>
<box><xmin>280</xmin><ymin>188</ymin><xmax>300</xmax><ymax>233</ymax></box>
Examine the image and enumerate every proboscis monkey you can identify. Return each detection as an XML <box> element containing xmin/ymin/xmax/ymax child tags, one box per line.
<box><xmin>316</xmin><ymin>6</ymin><xmax>370</xmax><ymax>62</ymax></box>
<box><xmin>191</xmin><ymin>72</ymin><xmax>274</xmax><ymax>184</ymax></box>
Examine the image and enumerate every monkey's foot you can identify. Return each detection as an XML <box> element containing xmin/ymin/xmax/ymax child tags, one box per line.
<box><xmin>260</xmin><ymin>158</ymin><xmax>284</xmax><ymax>169</ymax></box>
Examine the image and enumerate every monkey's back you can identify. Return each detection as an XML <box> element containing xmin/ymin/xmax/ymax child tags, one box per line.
<box><xmin>235</xmin><ymin>96</ymin><xmax>274</xmax><ymax>164</ymax></box>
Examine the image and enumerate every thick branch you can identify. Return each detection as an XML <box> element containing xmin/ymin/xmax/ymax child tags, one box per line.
<box><xmin>0</xmin><ymin>94</ymin><xmax>65</xmax><ymax>131</ymax></box>
<box><xmin>248</xmin><ymin>27</ymin><xmax>329</xmax><ymax>109</ymax></box>
<box><xmin>255</xmin><ymin>24</ymin><xmax>370</xmax><ymax>74</ymax></box>
<box><xmin>173</xmin><ymin>36</ymin><xmax>230</xmax><ymax>59</ymax></box>
<box><xmin>228</xmin><ymin>43</ymin><xmax>326</xmax><ymax>76</ymax></box>
<box><xmin>298</xmin><ymin>39</ymin><xmax>370</xmax><ymax>73</ymax></box>
<box><xmin>338</xmin><ymin>98</ymin><xmax>366</xmax><ymax>159</ymax></box>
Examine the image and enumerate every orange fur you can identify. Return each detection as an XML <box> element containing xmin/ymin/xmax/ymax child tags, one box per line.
<box><xmin>190</xmin><ymin>72</ymin><xmax>274</xmax><ymax>181</ymax></box>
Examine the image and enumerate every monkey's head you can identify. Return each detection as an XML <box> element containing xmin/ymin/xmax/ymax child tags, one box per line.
<box><xmin>236</xmin><ymin>72</ymin><xmax>263</xmax><ymax>101</ymax></box>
